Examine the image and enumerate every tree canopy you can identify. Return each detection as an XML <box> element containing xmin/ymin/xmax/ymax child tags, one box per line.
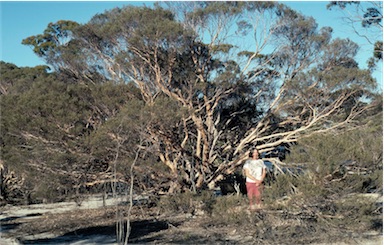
<box><xmin>327</xmin><ymin>1</ymin><xmax>383</xmax><ymax>70</ymax></box>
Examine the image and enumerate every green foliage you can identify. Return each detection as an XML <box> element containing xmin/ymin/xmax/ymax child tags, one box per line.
<box><xmin>287</xmin><ymin>113</ymin><xmax>382</xmax><ymax>176</ymax></box>
<box><xmin>157</xmin><ymin>191</ymin><xmax>203</xmax><ymax>214</ymax></box>
<box><xmin>336</xmin><ymin>194</ymin><xmax>379</xmax><ymax>217</ymax></box>
<box><xmin>263</xmin><ymin>109</ymin><xmax>382</xmax><ymax>219</ymax></box>
<box><xmin>0</xmin><ymin>61</ymin><xmax>51</xmax><ymax>94</ymax></box>
<box><xmin>263</xmin><ymin>173</ymin><xmax>329</xmax><ymax>207</ymax></box>
<box><xmin>22</xmin><ymin>21</ymin><xmax>81</xmax><ymax>73</ymax></box>
<box><xmin>0</xmin><ymin>62</ymin><xmax>146</xmax><ymax>203</ymax></box>
<box><xmin>373</xmin><ymin>41</ymin><xmax>383</xmax><ymax>60</ymax></box>
<box><xmin>210</xmin><ymin>195</ymin><xmax>249</xmax><ymax>225</ymax></box>
<box><xmin>327</xmin><ymin>1</ymin><xmax>382</xmax><ymax>70</ymax></box>
<box><xmin>362</xmin><ymin>7</ymin><xmax>382</xmax><ymax>27</ymax></box>
<box><xmin>22</xmin><ymin>20</ymin><xmax>80</xmax><ymax>56</ymax></box>
<box><xmin>269</xmin><ymin>109</ymin><xmax>383</xmax><ymax>227</ymax></box>
<box><xmin>369</xmin><ymin>40</ymin><xmax>383</xmax><ymax>70</ymax></box>
<box><xmin>157</xmin><ymin>191</ymin><xmax>249</xmax><ymax>225</ymax></box>
<box><xmin>211</xmin><ymin>44</ymin><xmax>235</xmax><ymax>54</ymax></box>
<box><xmin>29</xmin><ymin>177</ymin><xmax>63</xmax><ymax>203</ymax></box>
<box><xmin>72</xmin><ymin>5</ymin><xmax>194</xmax><ymax>81</ymax></box>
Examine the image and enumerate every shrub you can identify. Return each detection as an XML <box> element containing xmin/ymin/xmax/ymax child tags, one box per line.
<box><xmin>157</xmin><ymin>190</ymin><xmax>216</xmax><ymax>215</ymax></box>
<box><xmin>211</xmin><ymin>195</ymin><xmax>249</xmax><ymax>225</ymax></box>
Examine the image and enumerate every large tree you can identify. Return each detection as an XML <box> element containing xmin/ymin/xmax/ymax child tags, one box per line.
<box><xmin>22</xmin><ymin>2</ymin><xmax>377</xmax><ymax>192</ymax></box>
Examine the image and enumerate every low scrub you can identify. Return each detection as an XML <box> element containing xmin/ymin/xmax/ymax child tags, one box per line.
<box><xmin>157</xmin><ymin>191</ymin><xmax>216</xmax><ymax>215</ymax></box>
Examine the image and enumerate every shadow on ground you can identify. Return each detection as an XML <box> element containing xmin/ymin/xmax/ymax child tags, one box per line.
<box><xmin>18</xmin><ymin>219</ymin><xmax>170</xmax><ymax>244</ymax></box>
<box><xmin>1</xmin><ymin>213</ymin><xmax>43</xmax><ymax>233</ymax></box>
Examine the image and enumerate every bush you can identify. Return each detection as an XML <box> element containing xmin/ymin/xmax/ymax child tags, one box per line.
<box><xmin>157</xmin><ymin>190</ymin><xmax>216</xmax><ymax>215</ymax></box>
<box><xmin>157</xmin><ymin>191</ymin><xmax>251</xmax><ymax>225</ymax></box>
<box><xmin>211</xmin><ymin>195</ymin><xmax>249</xmax><ymax>225</ymax></box>
<box><xmin>263</xmin><ymin>173</ymin><xmax>327</xmax><ymax>204</ymax></box>
<box><xmin>286</xmin><ymin>115</ymin><xmax>382</xmax><ymax>180</ymax></box>
<box><xmin>332</xmin><ymin>194</ymin><xmax>381</xmax><ymax>231</ymax></box>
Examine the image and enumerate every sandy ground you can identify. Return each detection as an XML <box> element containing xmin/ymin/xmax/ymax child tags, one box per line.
<box><xmin>1</xmin><ymin>194</ymin><xmax>382</xmax><ymax>245</ymax></box>
<box><xmin>0</xmin><ymin>195</ymin><xmax>130</xmax><ymax>245</ymax></box>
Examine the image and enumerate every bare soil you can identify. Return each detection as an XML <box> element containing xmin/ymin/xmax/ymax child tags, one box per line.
<box><xmin>0</xmin><ymin>195</ymin><xmax>382</xmax><ymax>245</ymax></box>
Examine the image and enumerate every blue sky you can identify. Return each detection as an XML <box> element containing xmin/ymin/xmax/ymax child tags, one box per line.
<box><xmin>0</xmin><ymin>1</ymin><xmax>382</xmax><ymax>90</ymax></box>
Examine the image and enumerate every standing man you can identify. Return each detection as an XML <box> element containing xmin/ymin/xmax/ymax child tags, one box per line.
<box><xmin>243</xmin><ymin>149</ymin><xmax>266</xmax><ymax>211</ymax></box>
